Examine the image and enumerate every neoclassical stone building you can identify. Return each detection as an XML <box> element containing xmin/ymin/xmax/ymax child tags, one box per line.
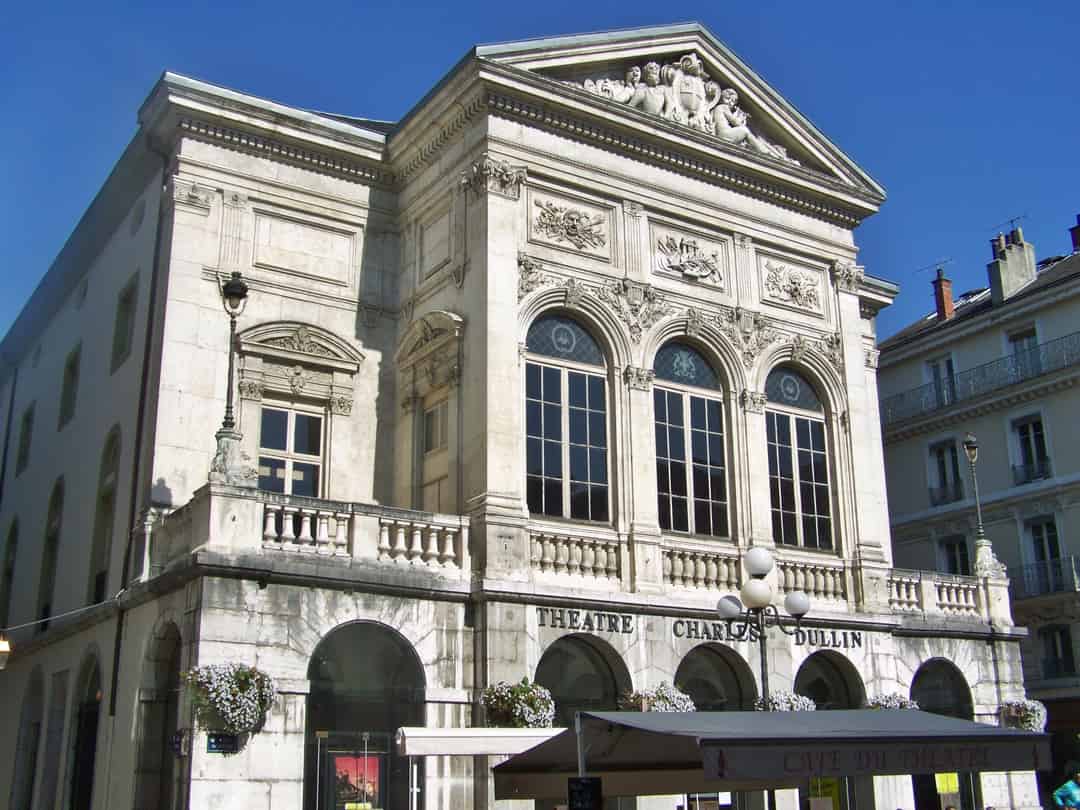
<box><xmin>0</xmin><ymin>23</ymin><xmax>1039</xmax><ymax>810</ymax></box>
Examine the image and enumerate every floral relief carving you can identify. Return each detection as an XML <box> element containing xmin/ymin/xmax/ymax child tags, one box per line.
<box><xmin>265</xmin><ymin>326</ymin><xmax>334</xmax><ymax>358</ymax></box>
<box><xmin>534</xmin><ymin>200</ymin><xmax>607</xmax><ymax>251</ymax></box>
<box><xmin>764</xmin><ymin>261</ymin><xmax>821</xmax><ymax>311</ymax></box>
<box><xmin>517</xmin><ymin>253</ymin><xmax>554</xmax><ymax>301</ymax></box>
<box><xmin>570</xmin><ymin>52</ymin><xmax>798</xmax><ymax>164</ymax></box>
<box><xmin>623</xmin><ymin>366</ymin><xmax>655</xmax><ymax>391</ymax></box>
<box><xmin>329</xmin><ymin>394</ymin><xmax>354</xmax><ymax>415</ymax></box>
<box><xmin>788</xmin><ymin>332</ymin><xmax>844</xmax><ymax>372</ymax></box>
<box><xmin>739</xmin><ymin>389</ymin><xmax>767</xmax><ymax>413</ymax></box>
<box><xmin>656</xmin><ymin>235</ymin><xmax>723</xmax><ymax>286</ymax></box>
<box><xmin>830</xmin><ymin>260</ymin><xmax>864</xmax><ymax>293</ymax></box>
<box><xmin>238</xmin><ymin>379</ymin><xmax>263</xmax><ymax>401</ymax></box>
<box><xmin>460</xmin><ymin>154</ymin><xmax>527</xmax><ymax>199</ymax></box>
<box><xmin>718</xmin><ymin>306</ymin><xmax>779</xmax><ymax>369</ymax></box>
<box><xmin>597</xmin><ymin>279</ymin><xmax>671</xmax><ymax>343</ymax></box>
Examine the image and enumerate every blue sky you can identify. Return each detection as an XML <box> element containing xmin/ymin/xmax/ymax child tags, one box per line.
<box><xmin>1</xmin><ymin>0</ymin><xmax>1077</xmax><ymax>340</ymax></box>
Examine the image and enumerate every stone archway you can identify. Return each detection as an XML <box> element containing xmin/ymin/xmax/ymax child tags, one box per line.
<box><xmin>68</xmin><ymin>654</ymin><xmax>103</xmax><ymax>810</ymax></box>
<box><xmin>132</xmin><ymin>622</ymin><xmax>182</xmax><ymax>810</ymax></box>
<box><xmin>910</xmin><ymin>659</ymin><xmax>977</xmax><ymax>810</ymax></box>
<box><xmin>535</xmin><ymin>634</ymin><xmax>632</xmax><ymax>727</ymax></box>
<box><xmin>304</xmin><ymin>621</ymin><xmax>426</xmax><ymax>810</ymax></box>
<box><xmin>675</xmin><ymin>643</ymin><xmax>757</xmax><ymax>710</ymax></box>
<box><xmin>9</xmin><ymin>667</ymin><xmax>44</xmax><ymax>810</ymax></box>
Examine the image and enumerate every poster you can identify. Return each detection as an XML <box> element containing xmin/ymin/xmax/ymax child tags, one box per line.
<box><xmin>332</xmin><ymin>754</ymin><xmax>381</xmax><ymax>810</ymax></box>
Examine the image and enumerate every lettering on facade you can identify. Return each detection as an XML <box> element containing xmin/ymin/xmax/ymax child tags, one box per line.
<box><xmin>672</xmin><ymin>620</ymin><xmax>862</xmax><ymax>650</ymax></box>
<box><xmin>536</xmin><ymin>607</ymin><xmax>635</xmax><ymax>634</ymax></box>
<box><xmin>792</xmin><ymin>628</ymin><xmax>863</xmax><ymax>649</ymax></box>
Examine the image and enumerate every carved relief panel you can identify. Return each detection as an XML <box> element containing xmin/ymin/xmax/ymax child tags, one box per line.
<box><xmin>527</xmin><ymin>189</ymin><xmax>613</xmax><ymax>262</ymax></box>
<box><xmin>649</xmin><ymin>222</ymin><xmax>729</xmax><ymax>290</ymax></box>
<box><xmin>756</xmin><ymin>250</ymin><xmax>827</xmax><ymax>318</ymax></box>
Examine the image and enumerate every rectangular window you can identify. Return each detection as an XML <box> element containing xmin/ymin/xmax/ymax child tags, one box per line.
<box><xmin>926</xmin><ymin>355</ymin><xmax>956</xmax><ymax>408</ymax></box>
<box><xmin>928</xmin><ymin>439</ymin><xmax>963</xmax><ymax>505</ymax></box>
<box><xmin>1013</xmin><ymin>415</ymin><xmax>1051</xmax><ymax>484</ymax></box>
<box><xmin>15</xmin><ymin>403</ymin><xmax>34</xmax><ymax>475</ymax></box>
<box><xmin>1041</xmin><ymin>625</ymin><xmax>1076</xmax><ymax>678</ymax></box>
<box><xmin>654</xmin><ymin>388</ymin><xmax>728</xmax><ymax>537</ymax></box>
<box><xmin>938</xmin><ymin>535</ymin><xmax>970</xmax><ymax>576</ymax></box>
<box><xmin>111</xmin><ymin>274</ymin><xmax>139</xmax><ymax>372</ymax></box>
<box><xmin>767</xmin><ymin>411</ymin><xmax>831</xmax><ymax>550</ymax></box>
<box><xmin>423</xmin><ymin>401</ymin><xmax>448</xmax><ymax>453</ymax></box>
<box><xmin>58</xmin><ymin>344</ymin><xmax>81</xmax><ymax>429</ymax></box>
<box><xmin>257</xmin><ymin>406</ymin><xmax>324</xmax><ymax>497</ymax></box>
<box><xmin>525</xmin><ymin>361</ymin><xmax>608</xmax><ymax>522</ymax></box>
<box><xmin>1029</xmin><ymin>518</ymin><xmax>1063</xmax><ymax>594</ymax></box>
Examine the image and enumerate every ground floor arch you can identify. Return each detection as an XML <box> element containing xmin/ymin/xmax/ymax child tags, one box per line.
<box><xmin>675</xmin><ymin>643</ymin><xmax>757</xmax><ymax>711</ymax></box>
<box><xmin>535</xmin><ymin>633</ymin><xmax>633</xmax><ymax>727</ymax></box>
<box><xmin>133</xmin><ymin>620</ymin><xmax>183</xmax><ymax>810</ymax></box>
<box><xmin>9</xmin><ymin>667</ymin><xmax>44</xmax><ymax>810</ymax></box>
<box><xmin>910</xmin><ymin>658</ymin><xmax>977</xmax><ymax>810</ymax></box>
<box><xmin>305</xmin><ymin>620</ymin><xmax>426</xmax><ymax>810</ymax></box>
<box><xmin>69</xmin><ymin>653</ymin><xmax>102</xmax><ymax>810</ymax></box>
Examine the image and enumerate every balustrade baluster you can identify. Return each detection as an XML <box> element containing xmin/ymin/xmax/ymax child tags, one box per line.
<box><xmin>424</xmin><ymin>526</ymin><xmax>440</xmax><ymax>566</ymax></box>
<box><xmin>263</xmin><ymin>506</ymin><xmax>279</xmax><ymax>543</ymax></box>
<box><xmin>441</xmin><ymin>528</ymin><xmax>457</xmax><ymax>569</ymax></box>
<box><xmin>333</xmin><ymin>513</ymin><xmax>349</xmax><ymax>555</ymax></box>
<box><xmin>605</xmin><ymin>543</ymin><xmax>618</xmax><ymax>579</ymax></box>
<box><xmin>281</xmin><ymin>507</ymin><xmax>298</xmax><ymax>545</ymax></box>
<box><xmin>582</xmin><ymin>541</ymin><xmax>596</xmax><ymax>577</ymax></box>
<box><xmin>704</xmin><ymin>556</ymin><xmax>718</xmax><ymax>588</ymax></box>
<box><xmin>568</xmin><ymin>538</ymin><xmax>582</xmax><ymax>575</ymax></box>
<box><xmin>378</xmin><ymin>521</ymin><xmax>392</xmax><ymax>560</ymax></box>
<box><xmin>393</xmin><ymin>522</ymin><xmax>409</xmax><ymax>563</ymax></box>
<box><xmin>541</xmin><ymin>536</ymin><xmax>555</xmax><ymax>572</ymax></box>
<box><xmin>298</xmin><ymin>511</ymin><xmax>314</xmax><ymax>548</ymax></box>
<box><xmin>662</xmin><ymin>552</ymin><xmax>673</xmax><ymax>584</ymax></box>
<box><xmin>554</xmin><ymin>538</ymin><xmax>569</xmax><ymax>573</ymax></box>
<box><xmin>409</xmin><ymin>524</ymin><xmax>424</xmax><ymax>563</ymax></box>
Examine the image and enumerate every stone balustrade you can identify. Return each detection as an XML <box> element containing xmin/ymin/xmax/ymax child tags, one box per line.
<box><xmin>887</xmin><ymin>568</ymin><xmax>984</xmax><ymax>619</ymax></box>
<box><xmin>262</xmin><ymin>501</ymin><xmax>352</xmax><ymax>556</ymax></box>
<box><xmin>378</xmin><ymin>516</ymin><xmax>465</xmax><ymax>568</ymax></box>
<box><xmin>662</xmin><ymin>546</ymin><xmax>740</xmax><ymax>591</ymax></box>
<box><xmin>529</xmin><ymin>532</ymin><xmax>620</xmax><ymax>579</ymax></box>
<box><xmin>776</xmin><ymin>558</ymin><xmax>848</xmax><ymax>601</ymax></box>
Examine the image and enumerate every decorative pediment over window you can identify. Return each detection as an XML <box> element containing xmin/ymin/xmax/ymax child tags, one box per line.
<box><xmin>237</xmin><ymin>322</ymin><xmax>363</xmax><ymax>412</ymax></box>
<box><xmin>396</xmin><ymin>310</ymin><xmax>465</xmax><ymax>404</ymax></box>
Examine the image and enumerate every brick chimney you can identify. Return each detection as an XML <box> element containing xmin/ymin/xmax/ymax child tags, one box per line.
<box><xmin>1070</xmin><ymin>214</ymin><xmax>1080</xmax><ymax>253</ymax></box>
<box><xmin>987</xmin><ymin>227</ymin><xmax>1037</xmax><ymax>305</ymax></box>
<box><xmin>932</xmin><ymin>267</ymin><xmax>954</xmax><ymax>321</ymax></box>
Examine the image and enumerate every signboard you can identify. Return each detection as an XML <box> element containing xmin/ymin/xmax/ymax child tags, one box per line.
<box><xmin>568</xmin><ymin>777</ymin><xmax>603</xmax><ymax>810</ymax></box>
<box><xmin>673</xmin><ymin>619</ymin><xmax>865</xmax><ymax>650</ymax></box>
<box><xmin>206</xmin><ymin>732</ymin><xmax>240</xmax><ymax>754</ymax></box>
<box><xmin>702</xmin><ymin>739</ymin><xmax>1048</xmax><ymax>780</ymax></box>
<box><xmin>538</xmin><ymin>607</ymin><xmax>634</xmax><ymax>635</ymax></box>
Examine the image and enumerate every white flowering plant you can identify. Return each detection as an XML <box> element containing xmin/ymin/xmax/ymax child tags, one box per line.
<box><xmin>183</xmin><ymin>663</ymin><xmax>276</xmax><ymax>734</ymax></box>
<box><xmin>482</xmin><ymin>679</ymin><xmax>555</xmax><ymax>728</ymax></box>
<box><xmin>619</xmin><ymin>682</ymin><xmax>696</xmax><ymax>712</ymax></box>
<box><xmin>867</xmin><ymin>693</ymin><xmax>920</xmax><ymax>710</ymax></box>
<box><xmin>999</xmin><ymin>698</ymin><xmax>1047</xmax><ymax>732</ymax></box>
<box><xmin>755</xmin><ymin>690</ymin><xmax>816</xmax><ymax>711</ymax></box>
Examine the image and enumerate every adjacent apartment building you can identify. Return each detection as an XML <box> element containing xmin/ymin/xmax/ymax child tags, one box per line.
<box><xmin>0</xmin><ymin>23</ymin><xmax>1041</xmax><ymax>810</ymax></box>
<box><xmin>878</xmin><ymin>217</ymin><xmax>1080</xmax><ymax>796</ymax></box>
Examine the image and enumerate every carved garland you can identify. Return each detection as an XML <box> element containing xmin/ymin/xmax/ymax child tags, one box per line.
<box><xmin>717</xmin><ymin>307</ymin><xmax>780</xmax><ymax>369</ymax></box>
<box><xmin>534</xmin><ymin>200</ymin><xmax>607</xmax><ymax>250</ymax></box>
<box><xmin>596</xmin><ymin>279</ymin><xmax>672</xmax><ymax>343</ymax></box>
<box><xmin>764</xmin><ymin>261</ymin><xmax>821</xmax><ymax>311</ymax></box>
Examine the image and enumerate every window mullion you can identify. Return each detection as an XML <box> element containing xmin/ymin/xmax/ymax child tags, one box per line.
<box><xmin>791</xmin><ymin>415</ymin><xmax>804</xmax><ymax>546</ymax></box>
<box><xmin>683</xmin><ymin>394</ymin><xmax>694</xmax><ymax>534</ymax></box>
<box><xmin>562</xmin><ymin>368</ymin><xmax>571</xmax><ymax>519</ymax></box>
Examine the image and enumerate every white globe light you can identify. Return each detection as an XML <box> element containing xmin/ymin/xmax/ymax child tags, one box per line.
<box><xmin>784</xmin><ymin>591</ymin><xmax>811</xmax><ymax>618</ymax></box>
<box><xmin>745</xmin><ymin>547</ymin><xmax>775</xmax><ymax>577</ymax></box>
<box><xmin>740</xmin><ymin>578</ymin><xmax>774</xmax><ymax>610</ymax></box>
<box><xmin>717</xmin><ymin>595</ymin><xmax>743</xmax><ymax>619</ymax></box>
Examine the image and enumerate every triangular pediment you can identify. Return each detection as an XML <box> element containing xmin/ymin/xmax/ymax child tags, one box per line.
<box><xmin>476</xmin><ymin>23</ymin><xmax>883</xmax><ymax>199</ymax></box>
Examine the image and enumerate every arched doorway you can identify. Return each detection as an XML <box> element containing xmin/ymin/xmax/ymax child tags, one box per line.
<box><xmin>676</xmin><ymin>645</ymin><xmax>757</xmax><ymax>810</ymax></box>
<box><xmin>69</xmin><ymin>655</ymin><xmax>102</xmax><ymax>810</ymax></box>
<box><xmin>535</xmin><ymin>634</ymin><xmax>632</xmax><ymax>727</ymax></box>
<box><xmin>675</xmin><ymin>644</ymin><xmax>756</xmax><ymax>711</ymax></box>
<box><xmin>305</xmin><ymin>622</ymin><xmax>425</xmax><ymax>810</ymax></box>
<box><xmin>9</xmin><ymin>668</ymin><xmax>44</xmax><ymax>810</ymax></box>
<box><xmin>132</xmin><ymin>622</ymin><xmax>182</xmax><ymax>810</ymax></box>
<box><xmin>794</xmin><ymin>652</ymin><xmax>867</xmax><ymax>810</ymax></box>
<box><xmin>910</xmin><ymin>659</ymin><xmax>977</xmax><ymax>810</ymax></box>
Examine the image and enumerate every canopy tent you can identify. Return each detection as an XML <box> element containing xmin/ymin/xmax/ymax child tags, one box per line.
<box><xmin>494</xmin><ymin>710</ymin><xmax>1051</xmax><ymax>799</ymax></box>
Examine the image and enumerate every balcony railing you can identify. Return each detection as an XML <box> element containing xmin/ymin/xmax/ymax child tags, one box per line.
<box><xmin>1012</xmin><ymin>457</ymin><xmax>1053</xmax><ymax>486</ymax></box>
<box><xmin>881</xmin><ymin>330</ymin><xmax>1080</xmax><ymax>425</ymax></box>
<box><xmin>928</xmin><ymin>481</ymin><xmax>964</xmax><ymax>506</ymax></box>
<box><xmin>1008</xmin><ymin>556</ymin><xmax>1080</xmax><ymax>600</ymax></box>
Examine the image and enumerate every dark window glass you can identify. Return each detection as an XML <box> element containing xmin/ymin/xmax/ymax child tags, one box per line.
<box><xmin>292</xmin><ymin>463</ymin><xmax>320</xmax><ymax>497</ymax></box>
<box><xmin>259</xmin><ymin>457</ymin><xmax>286</xmax><ymax>493</ymax></box>
<box><xmin>766</xmin><ymin>409</ymin><xmax>831</xmax><ymax>550</ymax></box>
<box><xmin>526</xmin><ymin>315</ymin><xmax>604</xmax><ymax>366</ymax></box>
<box><xmin>294</xmin><ymin>414</ymin><xmax>322</xmax><ymax>456</ymax></box>
<box><xmin>260</xmin><ymin>409</ymin><xmax>288</xmax><ymax>451</ymax></box>
<box><xmin>654</xmin><ymin>343</ymin><xmax>720</xmax><ymax>389</ymax></box>
<box><xmin>766</xmin><ymin>368</ymin><xmax>823</xmax><ymax>411</ymax></box>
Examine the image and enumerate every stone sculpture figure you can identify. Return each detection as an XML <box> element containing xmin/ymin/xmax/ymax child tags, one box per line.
<box><xmin>628</xmin><ymin>62</ymin><xmax>671</xmax><ymax>118</ymax></box>
<box><xmin>709</xmin><ymin>87</ymin><xmax>791</xmax><ymax>162</ymax></box>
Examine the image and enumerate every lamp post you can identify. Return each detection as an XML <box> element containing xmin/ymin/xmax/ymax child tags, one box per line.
<box><xmin>962</xmin><ymin>432</ymin><xmax>1003</xmax><ymax>576</ymax></box>
<box><xmin>209</xmin><ymin>272</ymin><xmax>257</xmax><ymax>487</ymax></box>
<box><xmin>718</xmin><ymin>547</ymin><xmax>810</xmax><ymax>810</ymax></box>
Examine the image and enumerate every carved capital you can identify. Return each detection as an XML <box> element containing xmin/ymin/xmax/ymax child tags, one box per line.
<box><xmin>238</xmin><ymin>379</ymin><xmax>264</xmax><ymax>401</ymax></box>
<box><xmin>517</xmin><ymin>252</ymin><xmax>553</xmax><ymax>301</ymax></box>
<box><xmin>734</xmin><ymin>233</ymin><xmax>753</xmax><ymax>250</ymax></box>
<box><xmin>461</xmin><ymin>154</ymin><xmax>527</xmax><ymax>199</ymax></box>
<box><xmin>329</xmin><ymin>394</ymin><xmax>353</xmax><ymax>415</ymax></box>
<box><xmin>864</xmin><ymin>348</ymin><xmax>880</xmax><ymax>369</ymax></box>
<box><xmin>739</xmin><ymin>389</ymin><xmax>767</xmax><ymax>413</ymax></box>
<box><xmin>830</xmin><ymin>260</ymin><xmax>864</xmax><ymax>293</ymax></box>
<box><xmin>859</xmin><ymin>301</ymin><xmax>877</xmax><ymax>320</ymax></box>
<box><xmin>171</xmin><ymin>180</ymin><xmax>213</xmax><ymax>215</ymax></box>
<box><xmin>624</xmin><ymin>200</ymin><xmax>643</xmax><ymax>218</ymax></box>
<box><xmin>623</xmin><ymin>366</ymin><xmax>655</xmax><ymax>391</ymax></box>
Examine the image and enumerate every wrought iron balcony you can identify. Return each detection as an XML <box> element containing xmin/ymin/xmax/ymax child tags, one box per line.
<box><xmin>928</xmin><ymin>481</ymin><xmax>964</xmax><ymax>506</ymax></box>
<box><xmin>1012</xmin><ymin>457</ymin><xmax>1053</xmax><ymax>485</ymax></box>
<box><xmin>1008</xmin><ymin>556</ymin><xmax>1080</xmax><ymax>600</ymax></box>
<box><xmin>881</xmin><ymin>330</ymin><xmax>1080</xmax><ymax>425</ymax></box>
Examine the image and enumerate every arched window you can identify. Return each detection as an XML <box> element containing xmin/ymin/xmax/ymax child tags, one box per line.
<box><xmin>535</xmin><ymin>635</ymin><xmax>630</xmax><ymax>727</ymax></box>
<box><xmin>765</xmin><ymin>368</ymin><xmax>832</xmax><ymax>549</ymax></box>
<box><xmin>10</xmin><ymin>669</ymin><xmax>44</xmax><ymax>810</ymax></box>
<box><xmin>675</xmin><ymin>644</ymin><xmax>756</xmax><ymax>710</ymax></box>
<box><xmin>88</xmin><ymin>428</ymin><xmax>121</xmax><ymax>604</ymax></box>
<box><xmin>37</xmin><ymin>479</ymin><xmax>64</xmax><ymax>633</ymax></box>
<box><xmin>69</xmin><ymin>655</ymin><xmax>102</xmax><ymax>810</ymax></box>
<box><xmin>525</xmin><ymin>315</ymin><xmax>609</xmax><ymax>521</ymax></box>
<box><xmin>0</xmin><ymin>519</ymin><xmax>17</xmax><ymax>629</ymax></box>
<box><xmin>653</xmin><ymin>342</ymin><xmax>727</xmax><ymax>536</ymax></box>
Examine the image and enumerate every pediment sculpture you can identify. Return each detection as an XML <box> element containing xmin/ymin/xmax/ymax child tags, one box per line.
<box><xmin>570</xmin><ymin>53</ymin><xmax>798</xmax><ymax>165</ymax></box>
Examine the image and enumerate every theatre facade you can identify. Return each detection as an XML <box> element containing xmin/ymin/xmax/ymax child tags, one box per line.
<box><xmin>0</xmin><ymin>23</ymin><xmax>1040</xmax><ymax>810</ymax></box>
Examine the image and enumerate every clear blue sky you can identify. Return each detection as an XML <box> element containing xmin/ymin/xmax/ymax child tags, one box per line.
<box><xmin>1</xmin><ymin>0</ymin><xmax>1077</xmax><ymax>340</ymax></box>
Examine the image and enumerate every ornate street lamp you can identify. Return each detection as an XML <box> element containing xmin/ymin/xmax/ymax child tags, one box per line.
<box><xmin>219</xmin><ymin>271</ymin><xmax>249</xmax><ymax>431</ymax></box>
<box><xmin>963</xmin><ymin>432</ymin><xmax>1004</xmax><ymax>576</ymax></box>
<box><xmin>209</xmin><ymin>272</ymin><xmax>256</xmax><ymax>486</ymax></box>
<box><xmin>718</xmin><ymin>547</ymin><xmax>809</xmax><ymax>810</ymax></box>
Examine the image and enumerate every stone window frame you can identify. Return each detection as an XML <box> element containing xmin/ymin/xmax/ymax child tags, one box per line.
<box><xmin>236</xmin><ymin>322</ymin><xmax>364</xmax><ymax>500</ymax></box>
<box><xmin>58</xmin><ymin>342</ymin><xmax>82</xmax><ymax>430</ymax></box>
<box><xmin>111</xmin><ymin>271</ymin><xmax>139</xmax><ymax>373</ymax></box>
<box><xmin>15</xmin><ymin>401</ymin><xmax>34</xmax><ymax>476</ymax></box>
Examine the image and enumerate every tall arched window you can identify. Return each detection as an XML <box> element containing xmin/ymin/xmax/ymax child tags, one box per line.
<box><xmin>653</xmin><ymin>342</ymin><xmax>728</xmax><ymax>536</ymax></box>
<box><xmin>765</xmin><ymin>368</ymin><xmax>832</xmax><ymax>550</ymax></box>
<box><xmin>37</xmin><ymin>479</ymin><xmax>64</xmax><ymax>632</ymax></box>
<box><xmin>525</xmin><ymin>315</ymin><xmax>609</xmax><ymax>522</ymax></box>
<box><xmin>0</xmin><ymin>519</ymin><xmax>17</xmax><ymax>629</ymax></box>
<box><xmin>88</xmin><ymin>428</ymin><xmax>121</xmax><ymax>604</ymax></box>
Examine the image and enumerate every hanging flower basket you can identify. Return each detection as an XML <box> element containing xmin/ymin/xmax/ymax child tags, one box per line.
<box><xmin>619</xmin><ymin>682</ymin><xmax>696</xmax><ymax>712</ymax></box>
<box><xmin>755</xmin><ymin>690</ymin><xmax>816</xmax><ymax>711</ymax></box>
<box><xmin>867</xmin><ymin>693</ymin><xmax>920</xmax><ymax>710</ymax></box>
<box><xmin>482</xmin><ymin>678</ymin><xmax>555</xmax><ymax>728</ymax></box>
<box><xmin>999</xmin><ymin>698</ymin><xmax>1047</xmax><ymax>732</ymax></box>
<box><xmin>183</xmin><ymin>663</ymin><xmax>276</xmax><ymax>735</ymax></box>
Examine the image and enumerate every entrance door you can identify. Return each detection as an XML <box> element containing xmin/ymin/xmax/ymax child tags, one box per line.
<box><xmin>910</xmin><ymin>659</ymin><xmax>978</xmax><ymax>810</ymax></box>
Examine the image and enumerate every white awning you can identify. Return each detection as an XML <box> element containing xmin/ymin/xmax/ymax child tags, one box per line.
<box><xmin>395</xmin><ymin>726</ymin><xmax>560</xmax><ymax>756</ymax></box>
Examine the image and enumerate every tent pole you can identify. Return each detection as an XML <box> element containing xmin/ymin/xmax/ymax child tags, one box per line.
<box><xmin>576</xmin><ymin>712</ymin><xmax>586</xmax><ymax>777</ymax></box>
